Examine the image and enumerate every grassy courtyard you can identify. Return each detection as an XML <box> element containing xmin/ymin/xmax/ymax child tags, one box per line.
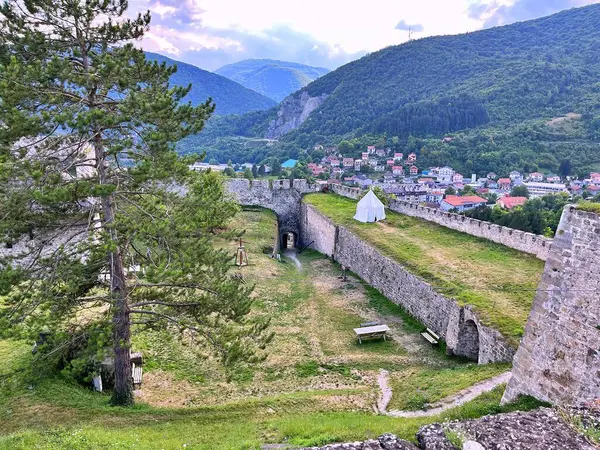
<box><xmin>304</xmin><ymin>193</ymin><xmax>545</xmax><ymax>347</ymax></box>
<box><xmin>0</xmin><ymin>208</ymin><xmax>542</xmax><ymax>449</ymax></box>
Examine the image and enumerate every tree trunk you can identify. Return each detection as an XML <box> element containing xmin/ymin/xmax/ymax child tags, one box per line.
<box><xmin>108</xmin><ymin>231</ymin><xmax>133</xmax><ymax>407</ymax></box>
<box><xmin>93</xmin><ymin>136</ymin><xmax>133</xmax><ymax>406</ymax></box>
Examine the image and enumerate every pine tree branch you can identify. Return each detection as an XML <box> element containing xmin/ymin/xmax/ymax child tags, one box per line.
<box><xmin>130</xmin><ymin>300</ymin><xmax>207</xmax><ymax>308</ymax></box>
<box><xmin>132</xmin><ymin>282</ymin><xmax>218</xmax><ymax>295</ymax></box>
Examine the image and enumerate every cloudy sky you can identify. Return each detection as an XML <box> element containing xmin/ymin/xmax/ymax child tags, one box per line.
<box><xmin>129</xmin><ymin>0</ymin><xmax>599</xmax><ymax>72</ymax></box>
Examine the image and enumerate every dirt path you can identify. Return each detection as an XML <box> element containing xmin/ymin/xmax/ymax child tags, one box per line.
<box><xmin>283</xmin><ymin>248</ymin><xmax>302</xmax><ymax>269</ymax></box>
<box><xmin>386</xmin><ymin>371</ymin><xmax>512</xmax><ymax>417</ymax></box>
<box><xmin>377</xmin><ymin>369</ymin><xmax>392</xmax><ymax>413</ymax></box>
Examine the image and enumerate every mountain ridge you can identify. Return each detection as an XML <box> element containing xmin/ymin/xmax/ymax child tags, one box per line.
<box><xmin>145</xmin><ymin>52</ymin><xmax>276</xmax><ymax>115</ymax></box>
<box><xmin>180</xmin><ymin>4</ymin><xmax>600</xmax><ymax>176</ymax></box>
<box><xmin>215</xmin><ymin>59</ymin><xmax>329</xmax><ymax>102</ymax></box>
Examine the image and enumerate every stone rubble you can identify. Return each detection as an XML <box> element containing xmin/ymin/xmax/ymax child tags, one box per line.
<box><xmin>296</xmin><ymin>407</ymin><xmax>599</xmax><ymax>450</ymax></box>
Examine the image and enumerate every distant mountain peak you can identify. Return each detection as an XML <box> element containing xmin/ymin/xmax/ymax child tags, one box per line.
<box><xmin>144</xmin><ymin>52</ymin><xmax>276</xmax><ymax>116</ymax></box>
<box><xmin>215</xmin><ymin>59</ymin><xmax>330</xmax><ymax>102</ymax></box>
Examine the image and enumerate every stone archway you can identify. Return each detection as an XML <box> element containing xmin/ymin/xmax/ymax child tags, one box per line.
<box><xmin>457</xmin><ymin>320</ymin><xmax>480</xmax><ymax>362</ymax></box>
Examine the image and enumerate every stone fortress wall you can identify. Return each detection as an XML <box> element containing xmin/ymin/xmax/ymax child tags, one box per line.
<box><xmin>228</xmin><ymin>179</ymin><xmax>521</xmax><ymax>363</ymax></box>
<box><xmin>330</xmin><ymin>184</ymin><xmax>552</xmax><ymax>260</ymax></box>
<box><xmin>226</xmin><ymin>178</ymin><xmax>318</xmax><ymax>251</ymax></box>
<box><xmin>300</xmin><ymin>202</ymin><xmax>515</xmax><ymax>364</ymax></box>
<box><xmin>502</xmin><ymin>205</ymin><xmax>600</xmax><ymax>406</ymax></box>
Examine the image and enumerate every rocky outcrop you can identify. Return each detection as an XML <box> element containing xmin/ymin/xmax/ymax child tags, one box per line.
<box><xmin>266</xmin><ymin>90</ymin><xmax>328</xmax><ymax>138</ymax></box>
<box><xmin>300</xmin><ymin>433</ymin><xmax>418</xmax><ymax>450</ymax></box>
<box><xmin>295</xmin><ymin>407</ymin><xmax>599</xmax><ymax>450</ymax></box>
<box><xmin>426</xmin><ymin>407</ymin><xmax>598</xmax><ymax>450</ymax></box>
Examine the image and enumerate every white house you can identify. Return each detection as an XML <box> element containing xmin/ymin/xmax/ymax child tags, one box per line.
<box><xmin>438</xmin><ymin>166</ymin><xmax>454</xmax><ymax>182</ymax></box>
<box><xmin>509</xmin><ymin>171</ymin><xmax>522</xmax><ymax>181</ymax></box>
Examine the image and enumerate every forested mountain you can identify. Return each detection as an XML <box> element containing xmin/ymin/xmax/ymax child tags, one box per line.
<box><xmin>215</xmin><ymin>59</ymin><xmax>329</xmax><ymax>102</ymax></box>
<box><xmin>145</xmin><ymin>52</ymin><xmax>276</xmax><ymax>115</ymax></box>
<box><xmin>181</xmin><ymin>5</ymin><xmax>600</xmax><ymax>176</ymax></box>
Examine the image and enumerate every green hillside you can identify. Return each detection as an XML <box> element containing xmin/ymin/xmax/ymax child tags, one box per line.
<box><xmin>215</xmin><ymin>59</ymin><xmax>329</xmax><ymax>102</ymax></box>
<box><xmin>184</xmin><ymin>5</ymin><xmax>600</xmax><ymax>176</ymax></box>
<box><xmin>145</xmin><ymin>52</ymin><xmax>276</xmax><ymax>115</ymax></box>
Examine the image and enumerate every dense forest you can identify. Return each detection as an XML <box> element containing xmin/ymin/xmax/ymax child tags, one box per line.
<box><xmin>177</xmin><ymin>4</ymin><xmax>600</xmax><ymax>175</ymax></box>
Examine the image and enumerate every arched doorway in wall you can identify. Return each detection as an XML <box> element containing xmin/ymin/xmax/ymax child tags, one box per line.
<box><xmin>457</xmin><ymin>320</ymin><xmax>480</xmax><ymax>362</ymax></box>
<box><xmin>280</xmin><ymin>231</ymin><xmax>297</xmax><ymax>249</ymax></box>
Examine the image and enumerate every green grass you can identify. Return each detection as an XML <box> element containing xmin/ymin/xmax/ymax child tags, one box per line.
<box><xmin>388</xmin><ymin>363</ymin><xmax>510</xmax><ymax>410</ymax></box>
<box><xmin>362</xmin><ymin>283</ymin><xmax>425</xmax><ymax>334</ymax></box>
<box><xmin>576</xmin><ymin>201</ymin><xmax>600</xmax><ymax>214</ymax></box>
<box><xmin>0</xmin><ymin>377</ymin><xmax>545</xmax><ymax>450</ymax></box>
<box><xmin>304</xmin><ymin>193</ymin><xmax>545</xmax><ymax>346</ymax></box>
<box><xmin>0</xmin><ymin>209</ymin><xmax>546</xmax><ymax>449</ymax></box>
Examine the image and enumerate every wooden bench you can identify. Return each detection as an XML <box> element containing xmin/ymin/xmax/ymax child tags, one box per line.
<box><xmin>354</xmin><ymin>324</ymin><xmax>391</xmax><ymax>344</ymax></box>
<box><xmin>421</xmin><ymin>327</ymin><xmax>440</xmax><ymax>345</ymax></box>
<box><xmin>132</xmin><ymin>363</ymin><xmax>143</xmax><ymax>388</ymax></box>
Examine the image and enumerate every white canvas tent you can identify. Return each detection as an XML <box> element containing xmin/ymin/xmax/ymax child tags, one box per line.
<box><xmin>354</xmin><ymin>190</ymin><xmax>386</xmax><ymax>223</ymax></box>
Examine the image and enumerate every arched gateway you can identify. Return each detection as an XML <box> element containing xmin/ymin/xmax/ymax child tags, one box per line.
<box><xmin>226</xmin><ymin>179</ymin><xmax>318</xmax><ymax>251</ymax></box>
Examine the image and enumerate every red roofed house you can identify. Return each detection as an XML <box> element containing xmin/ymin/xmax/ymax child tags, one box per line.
<box><xmin>453</xmin><ymin>173</ymin><xmax>464</xmax><ymax>184</ymax></box>
<box><xmin>407</xmin><ymin>153</ymin><xmax>417</xmax><ymax>163</ymax></box>
<box><xmin>409</xmin><ymin>165</ymin><xmax>418</xmax><ymax>176</ymax></box>
<box><xmin>343</xmin><ymin>157</ymin><xmax>354</xmax><ymax>168</ymax></box>
<box><xmin>367</xmin><ymin>145</ymin><xmax>376</xmax><ymax>154</ymax></box>
<box><xmin>394</xmin><ymin>153</ymin><xmax>404</xmax><ymax>160</ymax></box>
<box><xmin>387</xmin><ymin>159</ymin><xmax>395</xmax><ymax>166</ymax></box>
<box><xmin>361</xmin><ymin>152</ymin><xmax>369</xmax><ymax>161</ymax></box>
<box><xmin>440</xmin><ymin>195</ymin><xmax>487</xmax><ymax>212</ymax></box>
<box><xmin>311</xmin><ymin>166</ymin><xmax>327</xmax><ymax>176</ymax></box>
<box><xmin>497</xmin><ymin>196</ymin><xmax>527</xmax><ymax>209</ymax></box>
<box><xmin>497</xmin><ymin>178</ymin><xmax>512</xmax><ymax>190</ymax></box>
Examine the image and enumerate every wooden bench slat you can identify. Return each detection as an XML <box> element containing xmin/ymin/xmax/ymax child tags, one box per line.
<box><xmin>426</xmin><ymin>328</ymin><xmax>440</xmax><ymax>341</ymax></box>
<box><xmin>132</xmin><ymin>364</ymin><xmax>143</xmax><ymax>385</ymax></box>
<box><xmin>421</xmin><ymin>332</ymin><xmax>438</xmax><ymax>345</ymax></box>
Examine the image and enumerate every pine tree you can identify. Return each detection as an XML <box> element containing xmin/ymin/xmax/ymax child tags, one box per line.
<box><xmin>0</xmin><ymin>0</ymin><xmax>271</xmax><ymax>406</ymax></box>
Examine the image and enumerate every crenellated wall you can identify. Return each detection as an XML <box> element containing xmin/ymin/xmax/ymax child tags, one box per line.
<box><xmin>300</xmin><ymin>202</ymin><xmax>516</xmax><ymax>364</ymax></box>
<box><xmin>502</xmin><ymin>205</ymin><xmax>600</xmax><ymax>406</ymax></box>
<box><xmin>330</xmin><ymin>184</ymin><xmax>552</xmax><ymax>260</ymax></box>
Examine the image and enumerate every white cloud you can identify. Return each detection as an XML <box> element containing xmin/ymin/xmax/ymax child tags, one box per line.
<box><xmin>128</xmin><ymin>0</ymin><xmax>600</xmax><ymax>70</ymax></box>
<box><xmin>148</xmin><ymin>1</ymin><xmax>177</xmax><ymax>17</ymax></box>
<box><xmin>143</xmin><ymin>31</ymin><xmax>180</xmax><ymax>55</ymax></box>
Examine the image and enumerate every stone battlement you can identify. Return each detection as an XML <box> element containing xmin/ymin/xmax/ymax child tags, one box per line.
<box><xmin>227</xmin><ymin>178</ymin><xmax>317</xmax><ymax>195</ymax></box>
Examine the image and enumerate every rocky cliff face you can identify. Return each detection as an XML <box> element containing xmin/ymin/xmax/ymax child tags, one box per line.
<box><xmin>265</xmin><ymin>90</ymin><xmax>328</xmax><ymax>138</ymax></box>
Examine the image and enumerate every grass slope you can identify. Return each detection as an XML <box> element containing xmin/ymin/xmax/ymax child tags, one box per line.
<box><xmin>304</xmin><ymin>193</ymin><xmax>545</xmax><ymax>346</ymax></box>
<box><xmin>0</xmin><ymin>209</ymin><xmax>545</xmax><ymax>449</ymax></box>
